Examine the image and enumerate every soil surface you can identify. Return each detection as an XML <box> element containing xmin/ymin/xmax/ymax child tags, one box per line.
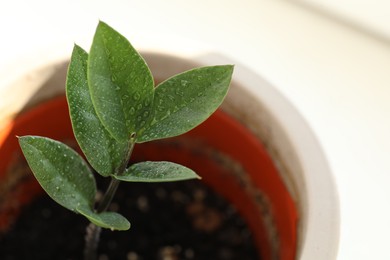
<box><xmin>0</xmin><ymin>178</ymin><xmax>260</xmax><ymax>260</ymax></box>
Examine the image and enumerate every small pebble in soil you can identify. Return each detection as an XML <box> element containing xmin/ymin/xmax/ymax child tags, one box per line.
<box><xmin>98</xmin><ymin>254</ymin><xmax>109</xmax><ymax>260</ymax></box>
<box><xmin>184</xmin><ymin>248</ymin><xmax>195</xmax><ymax>259</ymax></box>
<box><xmin>157</xmin><ymin>246</ymin><xmax>179</xmax><ymax>260</ymax></box>
<box><xmin>136</xmin><ymin>196</ymin><xmax>150</xmax><ymax>212</ymax></box>
<box><xmin>127</xmin><ymin>251</ymin><xmax>140</xmax><ymax>260</ymax></box>
<box><xmin>155</xmin><ymin>187</ymin><xmax>168</xmax><ymax>200</ymax></box>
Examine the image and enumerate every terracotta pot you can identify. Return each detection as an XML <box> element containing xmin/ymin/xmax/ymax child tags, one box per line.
<box><xmin>0</xmin><ymin>51</ymin><xmax>339</xmax><ymax>259</ymax></box>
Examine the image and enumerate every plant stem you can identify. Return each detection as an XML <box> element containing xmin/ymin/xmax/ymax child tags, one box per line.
<box><xmin>84</xmin><ymin>178</ymin><xmax>120</xmax><ymax>260</ymax></box>
<box><xmin>84</xmin><ymin>223</ymin><xmax>101</xmax><ymax>260</ymax></box>
<box><xmin>84</xmin><ymin>139</ymin><xmax>135</xmax><ymax>260</ymax></box>
<box><xmin>97</xmin><ymin>137</ymin><xmax>136</xmax><ymax>213</ymax></box>
<box><xmin>97</xmin><ymin>177</ymin><xmax>121</xmax><ymax>213</ymax></box>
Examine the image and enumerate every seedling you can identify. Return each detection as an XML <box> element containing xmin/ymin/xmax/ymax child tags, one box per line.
<box><xmin>18</xmin><ymin>21</ymin><xmax>233</xmax><ymax>259</ymax></box>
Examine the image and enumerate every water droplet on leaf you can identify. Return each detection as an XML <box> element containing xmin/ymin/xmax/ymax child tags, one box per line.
<box><xmin>129</xmin><ymin>107</ymin><xmax>135</xmax><ymax>115</ymax></box>
<box><xmin>181</xmin><ymin>80</ymin><xmax>188</xmax><ymax>86</ymax></box>
<box><xmin>134</xmin><ymin>92</ymin><xmax>141</xmax><ymax>101</ymax></box>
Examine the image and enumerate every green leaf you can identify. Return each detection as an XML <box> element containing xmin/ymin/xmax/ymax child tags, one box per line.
<box><xmin>18</xmin><ymin>136</ymin><xmax>96</xmax><ymax>211</ymax></box>
<box><xmin>113</xmin><ymin>161</ymin><xmax>201</xmax><ymax>182</ymax></box>
<box><xmin>137</xmin><ymin>65</ymin><xmax>234</xmax><ymax>143</ymax></box>
<box><xmin>77</xmin><ymin>206</ymin><xmax>130</xmax><ymax>231</ymax></box>
<box><xmin>88</xmin><ymin>21</ymin><xmax>154</xmax><ymax>142</ymax></box>
<box><xmin>66</xmin><ymin>44</ymin><xmax>130</xmax><ymax>176</ymax></box>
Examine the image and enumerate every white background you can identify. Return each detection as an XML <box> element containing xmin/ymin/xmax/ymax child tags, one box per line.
<box><xmin>1</xmin><ymin>1</ymin><xmax>390</xmax><ymax>259</ymax></box>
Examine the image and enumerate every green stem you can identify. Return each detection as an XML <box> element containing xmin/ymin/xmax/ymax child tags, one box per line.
<box><xmin>96</xmin><ymin>137</ymin><xmax>135</xmax><ymax>212</ymax></box>
<box><xmin>97</xmin><ymin>177</ymin><xmax>121</xmax><ymax>213</ymax></box>
<box><xmin>84</xmin><ymin>138</ymin><xmax>135</xmax><ymax>260</ymax></box>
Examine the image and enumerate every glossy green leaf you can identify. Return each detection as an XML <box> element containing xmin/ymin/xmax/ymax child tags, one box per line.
<box><xmin>18</xmin><ymin>136</ymin><xmax>96</xmax><ymax>211</ymax></box>
<box><xmin>88</xmin><ymin>21</ymin><xmax>154</xmax><ymax>142</ymax></box>
<box><xmin>66</xmin><ymin>44</ymin><xmax>130</xmax><ymax>176</ymax></box>
<box><xmin>77</xmin><ymin>205</ymin><xmax>130</xmax><ymax>231</ymax></box>
<box><xmin>137</xmin><ymin>65</ymin><xmax>234</xmax><ymax>143</ymax></box>
<box><xmin>113</xmin><ymin>161</ymin><xmax>200</xmax><ymax>182</ymax></box>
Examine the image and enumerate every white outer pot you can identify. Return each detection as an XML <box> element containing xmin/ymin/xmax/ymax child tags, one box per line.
<box><xmin>0</xmin><ymin>48</ymin><xmax>339</xmax><ymax>260</ymax></box>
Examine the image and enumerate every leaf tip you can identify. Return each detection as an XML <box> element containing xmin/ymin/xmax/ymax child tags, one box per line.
<box><xmin>71</xmin><ymin>44</ymin><xmax>87</xmax><ymax>56</ymax></box>
<box><xmin>72</xmin><ymin>42</ymin><xmax>80</xmax><ymax>50</ymax></box>
<box><xmin>97</xmin><ymin>20</ymin><xmax>111</xmax><ymax>31</ymax></box>
<box><xmin>17</xmin><ymin>135</ymin><xmax>30</xmax><ymax>144</ymax></box>
<box><xmin>224</xmin><ymin>64</ymin><xmax>235</xmax><ymax>74</ymax></box>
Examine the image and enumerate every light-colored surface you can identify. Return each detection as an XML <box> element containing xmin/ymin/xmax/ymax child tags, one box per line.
<box><xmin>291</xmin><ymin>0</ymin><xmax>390</xmax><ymax>42</ymax></box>
<box><xmin>1</xmin><ymin>1</ymin><xmax>390</xmax><ymax>259</ymax></box>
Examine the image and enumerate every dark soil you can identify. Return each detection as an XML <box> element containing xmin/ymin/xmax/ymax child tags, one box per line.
<box><xmin>0</xmin><ymin>178</ymin><xmax>260</xmax><ymax>260</ymax></box>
